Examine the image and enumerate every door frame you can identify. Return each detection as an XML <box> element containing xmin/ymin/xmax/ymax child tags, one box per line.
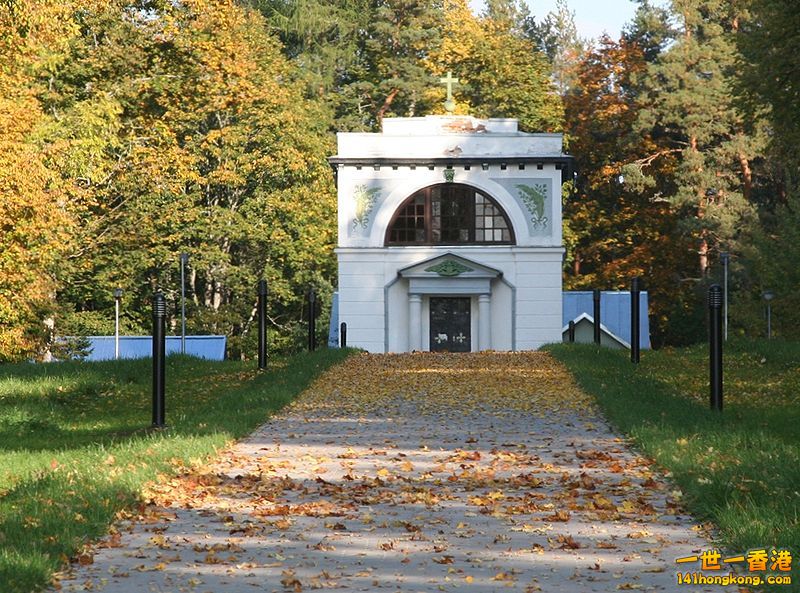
<box><xmin>429</xmin><ymin>296</ymin><xmax>472</xmax><ymax>352</ymax></box>
<box><xmin>422</xmin><ymin>295</ymin><xmax>478</xmax><ymax>352</ymax></box>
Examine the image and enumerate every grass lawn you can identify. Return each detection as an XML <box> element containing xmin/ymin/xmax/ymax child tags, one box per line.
<box><xmin>0</xmin><ymin>348</ymin><xmax>352</xmax><ymax>593</ymax></box>
<box><xmin>549</xmin><ymin>339</ymin><xmax>800</xmax><ymax>590</ymax></box>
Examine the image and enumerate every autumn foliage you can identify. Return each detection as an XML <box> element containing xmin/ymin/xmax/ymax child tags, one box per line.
<box><xmin>1</xmin><ymin>0</ymin><xmax>337</xmax><ymax>360</ymax></box>
<box><xmin>0</xmin><ymin>1</ymin><xmax>77</xmax><ymax>360</ymax></box>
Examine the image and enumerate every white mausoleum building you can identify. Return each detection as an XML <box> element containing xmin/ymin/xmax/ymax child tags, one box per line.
<box><xmin>332</xmin><ymin>115</ymin><xmax>571</xmax><ymax>353</ymax></box>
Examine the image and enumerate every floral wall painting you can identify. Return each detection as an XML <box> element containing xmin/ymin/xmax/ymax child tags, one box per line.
<box><xmin>516</xmin><ymin>183</ymin><xmax>549</xmax><ymax>230</ymax></box>
<box><xmin>351</xmin><ymin>184</ymin><xmax>381</xmax><ymax>233</ymax></box>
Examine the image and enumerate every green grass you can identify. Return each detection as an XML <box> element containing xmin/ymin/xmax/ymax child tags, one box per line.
<box><xmin>0</xmin><ymin>348</ymin><xmax>352</xmax><ymax>592</ymax></box>
<box><xmin>548</xmin><ymin>339</ymin><xmax>800</xmax><ymax>591</ymax></box>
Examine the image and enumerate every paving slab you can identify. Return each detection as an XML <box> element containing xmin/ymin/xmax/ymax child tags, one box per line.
<box><xmin>54</xmin><ymin>353</ymin><xmax>716</xmax><ymax>592</ymax></box>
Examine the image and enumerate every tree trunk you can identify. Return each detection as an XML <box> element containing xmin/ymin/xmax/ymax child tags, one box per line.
<box><xmin>738</xmin><ymin>151</ymin><xmax>753</xmax><ymax>201</ymax></box>
<box><xmin>690</xmin><ymin>135</ymin><xmax>709</xmax><ymax>277</ymax></box>
<box><xmin>190</xmin><ymin>268</ymin><xmax>199</xmax><ymax>306</ymax></box>
<box><xmin>376</xmin><ymin>88</ymin><xmax>399</xmax><ymax>126</ymax></box>
<box><xmin>699</xmin><ymin>236</ymin><xmax>709</xmax><ymax>277</ymax></box>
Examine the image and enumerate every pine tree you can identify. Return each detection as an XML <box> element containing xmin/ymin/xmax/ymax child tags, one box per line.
<box><xmin>337</xmin><ymin>0</ymin><xmax>444</xmax><ymax>130</ymax></box>
<box><xmin>563</xmin><ymin>35</ymin><xmax>694</xmax><ymax>345</ymax></box>
<box><xmin>525</xmin><ymin>0</ymin><xmax>585</xmax><ymax>95</ymax></box>
<box><xmin>254</xmin><ymin>0</ymin><xmax>370</xmax><ymax>109</ymax></box>
<box><xmin>738</xmin><ymin>0</ymin><xmax>800</xmax><ymax>174</ymax></box>
<box><xmin>631</xmin><ymin>0</ymin><xmax>764</xmax><ymax>277</ymax></box>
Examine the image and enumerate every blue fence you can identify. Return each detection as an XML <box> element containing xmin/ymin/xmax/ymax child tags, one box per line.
<box><xmin>78</xmin><ymin>336</ymin><xmax>226</xmax><ymax>361</ymax></box>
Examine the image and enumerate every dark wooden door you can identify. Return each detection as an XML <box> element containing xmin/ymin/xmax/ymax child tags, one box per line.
<box><xmin>430</xmin><ymin>297</ymin><xmax>471</xmax><ymax>352</ymax></box>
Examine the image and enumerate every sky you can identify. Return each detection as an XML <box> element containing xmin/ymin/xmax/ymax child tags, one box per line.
<box><xmin>526</xmin><ymin>0</ymin><xmax>639</xmax><ymax>41</ymax></box>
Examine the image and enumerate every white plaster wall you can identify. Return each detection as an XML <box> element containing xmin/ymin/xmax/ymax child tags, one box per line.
<box><xmin>338</xmin><ymin>252</ymin><xmax>389</xmax><ymax>353</ymax></box>
<box><xmin>337</xmin><ymin>247</ymin><xmax>562</xmax><ymax>353</ymax></box>
<box><xmin>335</xmin><ymin>116</ymin><xmax>566</xmax><ymax>353</ymax></box>
<box><xmin>337</xmin><ymin>118</ymin><xmax>564</xmax><ymax>159</ymax></box>
<box><xmin>490</xmin><ymin>280</ymin><xmax>513</xmax><ymax>351</ymax></box>
<box><xmin>386</xmin><ymin>279</ymin><xmax>408</xmax><ymax>353</ymax></box>
<box><xmin>337</xmin><ymin>165</ymin><xmax>563</xmax><ymax>248</ymax></box>
<box><xmin>514</xmin><ymin>252</ymin><xmax>564</xmax><ymax>349</ymax></box>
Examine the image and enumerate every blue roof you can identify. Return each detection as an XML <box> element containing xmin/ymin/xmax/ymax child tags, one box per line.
<box><xmin>563</xmin><ymin>291</ymin><xmax>650</xmax><ymax>349</ymax></box>
<box><xmin>80</xmin><ymin>336</ymin><xmax>226</xmax><ymax>361</ymax></box>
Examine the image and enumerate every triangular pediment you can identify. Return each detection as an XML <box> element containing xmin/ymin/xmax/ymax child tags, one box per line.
<box><xmin>398</xmin><ymin>253</ymin><xmax>502</xmax><ymax>279</ymax></box>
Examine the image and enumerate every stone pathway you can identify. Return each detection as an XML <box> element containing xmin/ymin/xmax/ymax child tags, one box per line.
<box><xmin>54</xmin><ymin>353</ymin><xmax>715</xmax><ymax>592</ymax></box>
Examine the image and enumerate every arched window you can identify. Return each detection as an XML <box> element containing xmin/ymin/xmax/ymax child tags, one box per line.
<box><xmin>386</xmin><ymin>184</ymin><xmax>515</xmax><ymax>245</ymax></box>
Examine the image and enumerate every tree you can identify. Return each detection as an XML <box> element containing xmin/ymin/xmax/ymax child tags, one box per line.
<box><xmin>525</xmin><ymin>0</ymin><xmax>586</xmax><ymax>95</ymax></box>
<box><xmin>259</xmin><ymin>0</ymin><xmax>444</xmax><ymax>131</ymax></box>
<box><xmin>563</xmin><ymin>35</ymin><xmax>694</xmax><ymax>345</ymax></box>
<box><xmin>738</xmin><ymin>0</ymin><xmax>800</xmax><ymax>174</ymax></box>
<box><xmin>39</xmin><ymin>0</ymin><xmax>337</xmax><ymax>356</ymax></box>
<box><xmin>739</xmin><ymin>197</ymin><xmax>800</xmax><ymax>337</ymax></box>
<box><xmin>337</xmin><ymin>0</ymin><xmax>444</xmax><ymax>130</ymax></box>
<box><xmin>622</xmin><ymin>0</ymin><xmax>674</xmax><ymax>62</ymax></box>
<box><xmin>253</xmin><ymin>0</ymin><xmax>370</xmax><ymax>120</ymax></box>
<box><xmin>732</xmin><ymin>0</ymin><xmax>800</xmax><ymax>337</ymax></box>
<box><xmin>629</xmin><ymin>0</ymin><xmax>765</xmax><ymax>277</ymax></box>
<box><xmin>0</xmin><ymin>1</ymin><xmax>77</xmax><ymax>361</ymax></box>
<box><xmin>432</xmin><ymin>0</ymin><xmax>563</xmax><ymax>132</ymax></box>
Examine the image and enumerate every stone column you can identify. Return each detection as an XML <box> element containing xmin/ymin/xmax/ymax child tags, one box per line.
<box><xmin>478</xmin><ymin>294</ymin><xmax>491</xmax><ymax>351</ymax></box>
<box><xmin>409</xmin><ymin>294</ymin><xmax>422</xmax><ymax>352</ymax></box>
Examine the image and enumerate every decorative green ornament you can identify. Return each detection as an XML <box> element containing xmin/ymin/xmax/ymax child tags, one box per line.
<box><xmin>352</xmin><ymin>184</ymin><xmax>380</xmax><ymax>230</ymax></box>
<box><xmin>425</xmin><ymin>260</ymin><xmax>473</xmax><ymax>277</ymax></box>
<box><xmin>517</xmin><ymin>183</ymin><xmax>549</xmax><ymax>229</ymax></box>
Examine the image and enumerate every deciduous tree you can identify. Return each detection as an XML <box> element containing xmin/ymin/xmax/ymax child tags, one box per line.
<box><xmin>41</xmin><ymin>0</ymin><xmax>336</xmax><ymax>356</ymax></box>
<box><xmin>0</xmin><ymin>1</ymin><xmax>77</xmax><ymax>361</ymax></box>
<box><xmin>432</xmin><ymin>0</ymin><xmax>563</xmax><ymax>132</ymax></box>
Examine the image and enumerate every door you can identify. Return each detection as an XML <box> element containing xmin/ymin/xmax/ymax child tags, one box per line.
<box><xmin>429</xmin><ymin>297</ymin><xmax>471</xmax><ymax>352</ymax></box>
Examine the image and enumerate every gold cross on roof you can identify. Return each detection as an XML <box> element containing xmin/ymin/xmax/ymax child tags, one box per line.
<box><xmin>439</xmin><ymin>71</ymin><xmax>459</xmax><ymax>113</ymax></box>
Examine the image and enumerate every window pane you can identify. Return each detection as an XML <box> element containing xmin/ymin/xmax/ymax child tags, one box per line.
<box><xmin>388</xmin><ymin>185</ymin><xmax>512</xmax><ymax>245</ymax></box>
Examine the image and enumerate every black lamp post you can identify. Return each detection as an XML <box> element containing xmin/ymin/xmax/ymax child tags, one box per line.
<box><xmin>257</xmin><ymin>280</ymin><xmax>267</xmax><ymax>370</ymax></box>
<box><xmin>593</xmin><ymin>289</ymin><xmax>602</xmax><ymax>345</ymax></box>
<box><xmin>708</xmin><ymin>285</ymin><xmax>723</xmax><ymax>412</ymax></box>
<box><xmin>762</xmin><ymin>290</ymin><xmax>774</xmax><ymax>339</ymax></box>
<box><xmin>152</xmin><ymin>292</ymin><xmax>166</xmax><ymax>427</ymax></box>
<box><xmin>180</xmin><ymin>253</ymin><xmax>189</xmax><ymax>355</ymax></box>
<box><xmin>114</xmin><ymin>288</ymin><xmax>123</xmax><ymax>360</ymax></box>
<box><xmin>630</xmin><ymin>277</ymin><xmax>641</xmax><ymax>364</ymax></box>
